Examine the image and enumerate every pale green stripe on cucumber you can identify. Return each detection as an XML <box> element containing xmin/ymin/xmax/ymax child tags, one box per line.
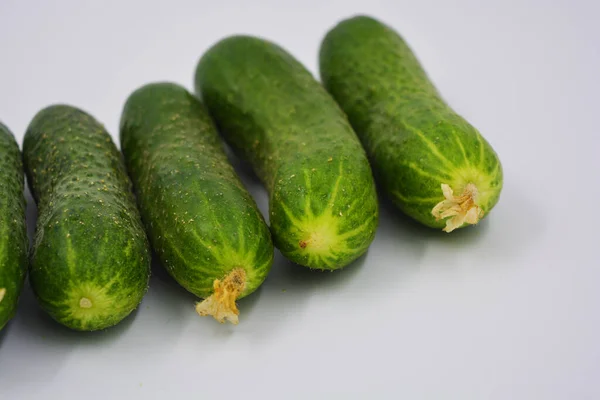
<box><xmin>195</xmin><ymin>35</ymin><xmax>379</xmax><ymax>270</ymax></box>
<box><xmin>320</xmin><ymin>15</ymin><xmax>503</xmax><ymax>232</ymax></box>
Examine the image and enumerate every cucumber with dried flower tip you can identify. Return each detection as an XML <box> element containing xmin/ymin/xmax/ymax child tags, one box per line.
<box><xmin>320</xmin><ymin>16</ymin><xmax>503</xmax><ymax>232</ymax></box>
<box><xmin>195</xmin><ymin>35</ymin><xmax>379</xmax><ymax>270</ymax></box>
<box><xmin>23</xmin><ymin>105</ymin><xmax>150</xmax><ymax>331</ymax></box>
<box><xmin>0</xmin><ymin>123</ymin><xmax>27</xmax><ymax>331</ymax></box>
<box><xmin>120</xmin><ymin>82</ymin><xmax>273</xmax><ymax>324</ymax></box>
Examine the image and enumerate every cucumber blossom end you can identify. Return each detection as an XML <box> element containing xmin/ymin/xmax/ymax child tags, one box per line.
<box><xmin>195</xmin><ymin>268</ymin><xmax>246</xmax><ymax>325</ymax></box>
<box><xmin>431</xmin><ymin>161</ymin><xmax>500</xmax><ymax>232</ymax></box>
<box><xmin>433</xmin><ymin>183</ymin><xmax>481</xmax><ymax>232</ymax></box>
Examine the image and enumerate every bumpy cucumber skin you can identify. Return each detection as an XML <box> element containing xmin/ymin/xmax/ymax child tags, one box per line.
<box><xmin>320</xmin><ymin>16</ymin><xmax>503</xmax><ymax>229</ymax></box>
<box><xmin>195</xmin><ymin>36</ymin><xmax>379</xmax><ymax>270</ymax></box>
<box><xmin>23</xmin><ymin>105</ymin><xmax>150</xmax><ymax>331</ymax></box>
<box><xmin>0</xmin><ymin>123</ymin><xmax>27</xmax><ymax>331</ymax></box>
<box><xmin>120</xmin><ymin>82</ymin><xmax>273</xmax><ymax>299</ymax></box>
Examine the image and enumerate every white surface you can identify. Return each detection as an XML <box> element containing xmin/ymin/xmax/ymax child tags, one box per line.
<box><xmin>1</xmin><ymin>0</ymin><xmax>599</xmax><ymax>398</ymax></box>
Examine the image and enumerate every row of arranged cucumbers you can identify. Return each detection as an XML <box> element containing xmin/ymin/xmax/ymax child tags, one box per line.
<box><xmin>0</xmin><ymin>16</ymin><xmax>502</xmax><ymax>331</ymax></box>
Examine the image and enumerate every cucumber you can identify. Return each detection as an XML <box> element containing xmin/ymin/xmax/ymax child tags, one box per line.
<box><xmin>319</xmin><ymin>16</ymin><xmax>503</xmax><ymax>232</ymax></box>
<box><xmin>23</xmin><ymin>105</ymin><xmax>150</xmax><ymax>331</ymax></box>
<box><xmin>0</xmin><ymin>123</ymin><xmax>27</xmax><ymax>331</ymax></box>
<box><xmin>195</xmin><ymin>36</ymin><xmax>379</xmax><ymax>270</ymax></box>
<box><xmin>120</xmin><ymin>82</ymin><xmax>273</xmax><ymax>324</ymax></box>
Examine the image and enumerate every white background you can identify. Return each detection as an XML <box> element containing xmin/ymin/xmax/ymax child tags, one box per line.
<box><xmin>1</xmin><ymin>0</ymin><xmax>599</xmax><ymax>398</ymax></box>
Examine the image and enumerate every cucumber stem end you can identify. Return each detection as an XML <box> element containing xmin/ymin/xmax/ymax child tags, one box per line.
<box><xmin>432</xmin><ymin>183</ymin><xmax>483</xmax><ymax>233</ymax></box>
<box><xmin>0</xmin><ymin>288</ymin><xmax>5</xmax><ymax>303</ymax></box>
<box><xmin>79</xmin><ymin>297</ymin><xmax>93</xmax><ymax>309</ymax></box>
<box><xmin>195</xmin><ymin>268</ymin><xmax>246</xmax><ymax>325</ymax></box>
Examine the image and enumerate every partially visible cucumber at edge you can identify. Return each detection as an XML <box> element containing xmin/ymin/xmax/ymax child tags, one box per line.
<box><xmin>0</xmin><ymin>122</ymin><xmax>28</xmax><ymax>331</ymax></box>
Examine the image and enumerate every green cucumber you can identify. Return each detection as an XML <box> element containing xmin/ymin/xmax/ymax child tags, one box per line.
<box><xmin>195</xmin><ymin>35</ymin><xmax>379</xmax><ymax>270</ymax></box>
<box><xmin>0</xmin><ymin>123</ymin><xmax>28</xmax><ymax>331</ymax></box>
<box><xmin>120</xmin><ymin>82</ymin><xmax>273</xmax><ymax>324</ymax></box>
<box><xmin>319</xmin><ymin>16</ymin><xmax>503</xmax><ymax>232</ymax></box>
<box><xmin>23</xmin><ymin>105</ymin><xmax>150</xmax><ymax>331</ymax></box>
